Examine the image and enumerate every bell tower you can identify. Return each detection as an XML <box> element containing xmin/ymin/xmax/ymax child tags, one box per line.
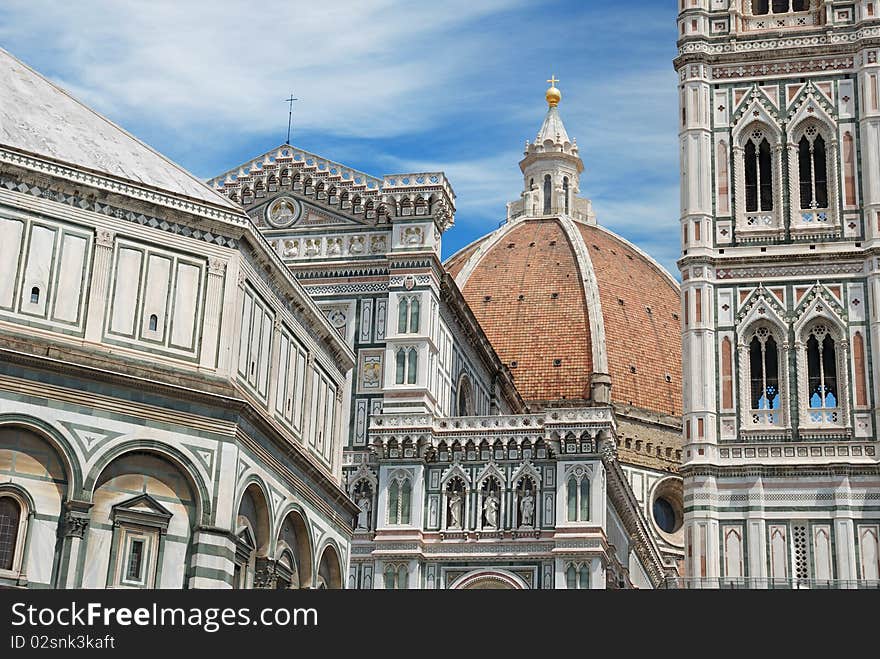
<box><xmin>676</xmin><ymin>0</ymin><xmax>880</xmax><ymax>588</ymax></box>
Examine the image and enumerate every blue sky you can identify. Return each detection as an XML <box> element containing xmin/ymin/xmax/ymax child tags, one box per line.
<box><xmin>0</xmin><ymin>0</ymin><xmax>681</xmax><ymax>273</ymax></box>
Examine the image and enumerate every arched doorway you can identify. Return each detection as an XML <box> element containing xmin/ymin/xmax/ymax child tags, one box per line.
<box><xmin>449</xmin><ymin>569</ymin><xmax>530</xmax><ymax>590</ymax></box>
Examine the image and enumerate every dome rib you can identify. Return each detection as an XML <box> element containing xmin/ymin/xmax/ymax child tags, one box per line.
<box><xmin>557</xmin><ymin>215</ymin><xmax>608</xmax><ymax>376</ymax></box>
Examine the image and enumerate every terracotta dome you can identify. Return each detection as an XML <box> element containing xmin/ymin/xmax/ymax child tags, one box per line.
<box><xmin>445</xmin><ymin>216</ymin><xmax>682</xmax><ymax>418</ymax></box>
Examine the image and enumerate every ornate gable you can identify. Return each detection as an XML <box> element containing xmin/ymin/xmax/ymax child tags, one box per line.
<box><xmin>736</xmin><ymin>285</ymin><xmax>788</xmax><ymax>333</ymax></box>
<box><xmin>732</xmin><ymin>85</ymin><xmax>782</xmax><ymax>139</ymax></box>
<box><xmin>787</xmin><ymin>82</ymin><xmax>836</xmax><ymax>132</ymax></box>
<box><xmin>792</xmin><ymin>282</ymin><xmax>848</xmax><ymax>336</ymax></box>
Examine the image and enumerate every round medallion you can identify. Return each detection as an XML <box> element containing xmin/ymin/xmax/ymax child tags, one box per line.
<box><xmin>266</xmin><ymin>197</ymin><xmax>302</xmax><ymax>228</ymax></box>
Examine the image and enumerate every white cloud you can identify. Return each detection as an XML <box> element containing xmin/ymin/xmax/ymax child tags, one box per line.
<box><xmin>0</xmin><ymin>0</ymin><xmax>530</xmax><ymax>139</ymax></box>
<box><xmin>0</xmin><ymin>0</ymin><xmax>683</xmax><ymax>275</ymax></box>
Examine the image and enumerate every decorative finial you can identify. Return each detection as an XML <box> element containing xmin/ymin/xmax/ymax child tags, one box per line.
<box><xmin>546</xmin><ymin>74</ymin><xmax>561</xmax><ymax>108</ymax></box>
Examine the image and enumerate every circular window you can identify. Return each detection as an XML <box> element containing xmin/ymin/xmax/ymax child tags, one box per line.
<box><xmin>653</xmin><ymin>497</ymin><xmax>678</xmax><ymax>534</ymax></box>
<box><xmin>649</xmin><ymin>477</ymin><xmax>684</xmax><ymax>544</ymax></box>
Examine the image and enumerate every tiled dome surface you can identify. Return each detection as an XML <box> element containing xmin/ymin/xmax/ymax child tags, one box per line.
<box><xmin>446</xmin><ymin>217</ymin><xmax>682</xmax><ymax>417</ymax></box>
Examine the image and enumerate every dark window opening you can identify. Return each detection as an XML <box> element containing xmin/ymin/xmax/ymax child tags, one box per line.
<box><xmin>563</xmin><ymin>176</ymin><xmax>570</xmax><ymax>215</ymax></box>
<box><xmin>807</xmin><ymin>331</ymin><xmax>838</xmax><ymax>409</ymax></box>
<box><xmin>749</xmin><ymin>333</ymin><xmax>780</xmax><ymax>410</ymax></box>
<box><xmin>0</xmin><ymin>497</ymin><xmax>21</xmax><ymax>571</ymax></box>
<box><xmin>126</xmin><ymin>538</ymin><xmax>145</xmax><ymax>581</ymax></box>
<box><xmin>543</xmin><ymin>175</ymin><xmax>552</xmax><ymax>215</ymax></box>
<box><xmin>653</xmin><ymin>497</ymin><xmax>677</xmax><ymax>534</ymax></box>
<box><xmin>29</xmin><ymin>287</ymin><xmax>39</xmax><ymax>304</ymax></box>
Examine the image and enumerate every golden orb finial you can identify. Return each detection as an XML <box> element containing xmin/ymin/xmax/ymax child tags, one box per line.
<box><xmin>546</xmin><ymin>74</ymin><xmax>561</xmax><ymax>107</ymax></box>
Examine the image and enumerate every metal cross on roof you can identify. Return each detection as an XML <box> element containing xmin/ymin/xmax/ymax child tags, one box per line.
<box><xmin>284</xmin><ymin>93</ymin><xmax>299</xmax><ymax>145</ymax></box>
<box><xmin>547</xmin><ymin>75</ymin><xmax>559</xmax><ymax>87</ymax></box>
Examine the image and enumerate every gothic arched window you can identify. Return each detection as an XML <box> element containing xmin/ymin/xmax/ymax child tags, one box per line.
<box><xmin>0</xmin><ymin>494</ymin><xmax>23</xmax><ymax>571</ymax></box>
<box><xmin>798</xmin><ymin>128</ymin><xmax>828</xmax><ymax>210</ymax></box>
<box><xmin>398</xmin><ymin>298</ymin><xmax>409</xmax><ymax>334</ymax></box>
<box><xmin>397</xmin><ymin>297</ymin><xmax>421</xmax><ymax>335</ymax></box>
<box><xmin>744</xmin><ymin>131</ymin><xmax>773</xmax><ymax>213</ymax></box>
<box><xmin>579</xmin><ymin>478</ymin><xmax>590</xmax><ymax>521</ymax></box>
<box><xmin>566</xmin><ymin>564</ymin><xmax>577</xmax><ymax>589</ymax></box>
<box><xmin>407</xmin><ymin>348</ymin><xmax>418</xmax><ymax>384</ymax></box>
<box><xmin>409</xmin><ymin>299</ymin><xmax>420</xmax><ymax>333</ymax></box>
<box><xmin>579</xmin><ymin>564</ymin><xmax>590</xmax><ymax>589</ymax></box>
<box><xmin>384</xmin><ymin>564</ymin><xmax>397</xmax><ymax>589</ymax></box>
<box><xmin>395</xmin><ymin>349</ymin><xmax>406</xmax><ymax>384</ymax></box>
<box><xmin>566</xmin><ymin>472</ymin><xmax>590</xmax><ymax>522</ymax></box>
<box><xmin>749</xmin><ymin>328</ymin><xmax>780</xmax><ymax>419</ymax></box>
<box><xmin>387</xmin><ymin>476</ymin><xmax>412</xmax><ymax>525</ymax></box>
<box><xmin>567</xmin><ymin>477</ymin><xmax>577</xmax><ymax>522</ymax></box>
<box><xmin>806</xmin><ymin>325</ymin><xmax>838</xmax><ymax>421</ymax></box>
<box><xmin>543</xmin><ymin>175</ymin><xmax>552</xmax><ymax>215</ymax></box>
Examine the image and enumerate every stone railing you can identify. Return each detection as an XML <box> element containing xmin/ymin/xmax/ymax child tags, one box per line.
<box><xmin>370</xmin><ymin>408</ymin><xmax>613</xmax><ymax>434</ymax></box>
<box><xmin>661</xmin><ymin>576</ymin><xmax>880</xmax><ymax>589</ymax></box>
<box><xmin>383</xmin><ymin>173</ymin><xmax>455</xmax><ymax>205</ymax></box>
<box><xmin>744</xmin><ymin>9</ymin><xmax>818</xmax><ymax>32</ymax></box>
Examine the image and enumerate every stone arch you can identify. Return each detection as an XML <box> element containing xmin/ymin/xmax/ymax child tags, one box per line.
<box><xmin>85</xmin><ymin>448</ymin><xmax>200</xmax><ymax>589</ymax></box>
<box><xmin>236</xmin><ymin>477</ymin><xmax>273</xmax><ymax>558</ymax></box>
<box><xmin>84</xmin><ymin>441</ymin><xmax>210</xmax><ymax>524</ymax></box>
<box><xmin>0</xmin><ymin>414</ymin><xmax>82</xmax><ymax>497</ymax></box>
<box><xmin>315</xmin><ymin>539</ymin><xmax>343</xmax><ymax>589</ymax></box>
<box><xmin>274</xmin><ymin>504</ymin><xmax>314</xmax><ymax>588</ymax></box>
<box><xmin>449</xmin><ymin>569</ymin><xmax>530</xmax><ymax>590</ymax></box>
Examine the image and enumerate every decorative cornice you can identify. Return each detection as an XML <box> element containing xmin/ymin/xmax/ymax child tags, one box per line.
<box><xmin>0</xmin><ymin>169</ymin><xmax>239</xmax><ymax>248</ymax></box>
<box><xmin>0</xmin><ymin>146</ymin><xmax>245</xmax><ymax>226</ymax></box>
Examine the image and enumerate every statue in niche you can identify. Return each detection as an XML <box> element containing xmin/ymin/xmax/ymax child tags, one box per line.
<box><xmin>349</xmin><ymin>236</ymin><xmax>365</xmax><ymax>254</ymax></box>
<box><xmin>327</xmin><ymin>238</ymin><xmax>342</xmax><ymax>256</ymax></box>
<box><xmin>305</xmin><ymin>239</ymin><xmax>320</xmax><ymax>256</ymax></box>
<box><xmin>370</xmin><ymin>235</ymin><xmax>387</xmax><ymax>254</ymax></box>
<box><xmin>448</xmin><ymin>490</ymin><xmax>463</xmax><ymax>529</ymax></box>
<box><xmin>483</xmin><ymin>490</ymin><xmax>500</xmax><ymax>529</ymax></box>
<box><xmin>519</xmin><ymin>489</ymin><xmax>535</xmax><ymax>528</ymax></box>
<box><xmin>282</xmin><ymin>239</ymin><xmax>299</xmax><ymax>258</ymax></box>
<box><xmin>356</xmin><ymin>491</ymin><xmax>372</xmax><ymax>531</ymax></box>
